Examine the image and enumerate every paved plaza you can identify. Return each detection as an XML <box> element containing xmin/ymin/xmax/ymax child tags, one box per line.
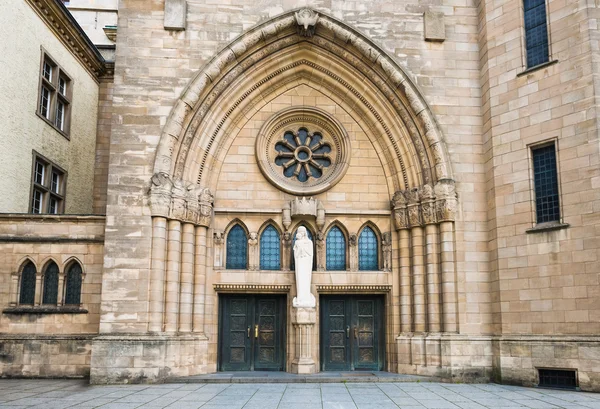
<box><xmin>0</xmin><ymin>380</ymin><xmax>599</xmax><ymax>409</ymax></box>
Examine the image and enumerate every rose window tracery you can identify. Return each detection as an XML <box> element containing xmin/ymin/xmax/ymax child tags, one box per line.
<box><xmin>274</xmin><ymin>129</ymin><xmax>332</xmax><ymax>182</ymax></box>
<box><xmin>256</xmin><ymin>107</ymin><xmax>351</xmax><ymax>195</ymax></box>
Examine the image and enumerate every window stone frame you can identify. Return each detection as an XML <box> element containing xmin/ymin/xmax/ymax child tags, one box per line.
<box><xmin>29</xmin><ymin>150</ymin><xmax>67</xmax><ymax>214</ymax></box>
<box><xmin>36</xmin><ymin>47</ymin><xmax>73</xmax><ymax>138</ymax></box>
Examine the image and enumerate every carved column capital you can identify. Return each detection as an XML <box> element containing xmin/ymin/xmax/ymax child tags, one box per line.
<box><xmin>150</xmin><ymin>172</ymin><xmax>173</xmax><ymax>218</ymax></box>
<box><xmin>434</xmin><ymin>179</ymin><xmax>457</xmax><ymax>222</ymax></box>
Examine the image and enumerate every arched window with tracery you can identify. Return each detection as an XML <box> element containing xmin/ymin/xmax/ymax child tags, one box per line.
<box><xmin>358</xmin><ymin>226</ymin><xmax>378</xmax><ymax>271</ymax></box>
<box><xmin>291</xmin><ymin>224</ymin><xmax>316</xmax><ymax>271</ymax></box>
<box><xmin>19</xmin><ymin>261</ymin><xmax>36</xmax><ymax>305</ymax></box>
<box><xmin>65</xmin><ymin>262</ymin><xmax>83</xmax><ymax>305</ymax></box>
<box><xmin>42</xmin><ymin>261</ymin><xmax>59</xmax><ymax>305</ymax></box>
<box><xmin>260</xmin><ymin>225</ymin><xmax>281</xmax><ymax>270</ymax></box>
<box><xmin>226</xmin><ymin>224</ymin><xmax>248</xmax><ymax>269</ymax></box>
<box><xmin>326</xmin><ymin>226</ymin><xmax>346</xmax><ymax>271</ymax></box>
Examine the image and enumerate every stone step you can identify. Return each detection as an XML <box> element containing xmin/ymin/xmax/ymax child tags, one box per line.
<box><xmin>167</xmin><ymin>371</ymin><xmax>442</xmax><ymax>384</ymax></box>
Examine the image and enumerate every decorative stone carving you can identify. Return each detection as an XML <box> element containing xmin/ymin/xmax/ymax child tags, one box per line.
<box><xmin>349</xmin><ymin>234</ymin><xmax>357</xmax><ymax>247</ymax></box>
<box><xmin>391</xmin><ymin>179</ymin><xmax>457</xmax><ymax>230</ymax></box>
<box><xmin>407</xmin><ymin>188</ymin><xmax>422</xmax><ymax>227</ymax></box>
<box><xmin>292</xmin><ymin>227</ymin><xmax>316</xmax><ymax>308</ymax></box>
<box><xmin>213</xmin><ymin>231</ymin><xmax>224</xmax><ymax>267</ymax></box>
<box><xmin>150</xmin><ymin>173</ymin><xmax>173</xmax><ymax>218</ymax></box>
<box><xmin>149</xmin><ymin>173</ymin><xmax>214</xmax><ymax>227</ymax></box>
<box><xmin>170</xmin><ymin>180</ymin><xmax>190</xmax><ymax>221</ymax></box>
<box><xmin>435</xmin><ymin>179</ymin><xmax>458</xmax><ymax>222</ymax></box>
<box><xmin>382</xmin><ymin>232</ymin><xmax>392</xmax><ymax>272</ymax></box>
<box><xmin>282</xmin><ymin>202</ymin><xmax>292</xmax><ymax>230</ymax></box>
<box><xmin>291</xmin><ymin>197</ymin><xmax>318</xmax><ymax>219</ymax></box>
<box><xmin>420</xmin><ymin>184</ymin><xmax>436</xmax><ymax>225</ymax></box>
<box><xmin>248</xmin><ymin>232</ymin><xmax>259</xmax><ymax>271</ymax></box>
<box><xmin>316</xmin><ymin>202</ymin><xmax>325</xmax><ymax>231</ymax></box>
<box><xmin>295</xmin><ymin>8</ymin><xmax>319</xmax><ymax>37</ymax></box>
<box><xmin>316</xmin><ymin>230</ymin><xmax>326</xmax><ymax>271</ymax></box>
<box><xmin>213</xmin><ymin>231</ymin><xmax>224</xmax><ymax>244</ymax></box>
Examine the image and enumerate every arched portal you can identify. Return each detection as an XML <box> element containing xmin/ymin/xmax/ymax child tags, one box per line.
<box><xmin>145</xmin><ymin>8</ymin><xmax>459</xmax><ymax>378</ymax></box>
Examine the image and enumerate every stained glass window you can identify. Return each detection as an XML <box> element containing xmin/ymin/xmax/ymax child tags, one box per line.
<box><xmin>226</xmin><ymin>224</ymin><xmax>248</xmax><ymax>269</ymax></box>
<box><xmin>291</xmin><ymin>225</ymin><xmax>316</xmax><ymax>270</ymax></box>
<box><xmin>19</xmin><ymin>262</ymin><xmax>36</xmax><ymax>305</ymax></box>
<box><xmin>326</xmin><ymin>226</ymin><xmax>346</xmax><ymax>271</ymax></box>
<box><xmin>42</xmin><ymin>262</ymin><xmax>59</xmax><ymax>305</ymax></box>
<box><xmin>533</xmin><ymin>144</ymin><xmax>560</xmax><ymax>223</ymax></box>
<box><xmin>358</xmin><ymin>226</ymin><xmax>378</xmax><ymax>271</ymax></box>
<box><xmin>524</xmin><ymin>0</ymin><xmax>549</xmax><ymax>68</ymax></box>
<box><xmin>65</xmin><ymin>262</ymin><xmax>83</xmax><ymax>305</ymax></box>
<box><xmin>260</xmin><ymin>225</ymin><xmax>281</xmax><ymax>270</ymax></box>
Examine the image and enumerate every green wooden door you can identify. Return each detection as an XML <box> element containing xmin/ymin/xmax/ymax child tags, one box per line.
<box><xmin>320</xmin><ymin>295</ymin><xmax>384</xmax><ymax>371</ymax></box>
<box><xmin>219</xmin><ymin>295</ymin><xmax>285</xmax><ymax>371</ymax></box>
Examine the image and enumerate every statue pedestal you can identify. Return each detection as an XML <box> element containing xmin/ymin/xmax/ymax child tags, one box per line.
<box><xmin>291</xmin><ymin>307</ymin><xmax>317</xmax><ymax>374</ymax></box>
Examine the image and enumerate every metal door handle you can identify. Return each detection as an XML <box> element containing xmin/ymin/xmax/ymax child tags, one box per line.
<box><xmin>346</xmin><ymin>326</ymin><xmax>350</xmax><ymax>338</ymax></box>
<box><xmin>247</xmin><ymin>326</ymin><xmax>250</xmax><ymax>338</ymax></box>
<box><xmin>354</xmin><ymin>327</ymin><xmax>358</xmax><ymax>338</ymax></box>
<box><xmin>255</xmin><ymin>324</ymin><xmax>259</xmax><ymax>338</ymax></box>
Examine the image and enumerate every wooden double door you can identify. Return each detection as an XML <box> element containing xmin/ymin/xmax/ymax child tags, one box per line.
<box><xmin>320</xmin><ymin>295</ymin><xmax>384</xmax><ymax>371</ymax></box>
<box><xmin>218</xmin><ymin>294</ymin><xmax>286</xmax><ymax>371</ymax></box>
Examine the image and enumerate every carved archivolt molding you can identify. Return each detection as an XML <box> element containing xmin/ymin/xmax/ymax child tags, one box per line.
<box><xmin>153</xmin><ymin>8</ymin><xmax>453</xmax><ymax>194</ymax></box>
<box><xmin>149</xmin><ymin>172</ymin><xmax>214</xmax><ymax>226</ymax></box>
<box><xmin>391</xmin><ymin>179</ymin><xmax>457</xmax><ymax>230</ymax></box>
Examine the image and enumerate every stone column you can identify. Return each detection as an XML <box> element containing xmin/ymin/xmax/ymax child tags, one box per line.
<box><xmin>399</xmin><ymin>229</ymin><xmax>412</xmax><ymax>333</ymax></box>
<box><xmin>193</xmin><ymin>226</ymin><xmax>207</xmax><ymax>333</ymax></box>
<box><xmin>248</xmin><ymin>233</ymin><xmax>258</xmax><ymax>271</ymax></box>
<box><xmin>10</xmin><ymin>272</ymin><xmax>19</xmax><ymax>306</ymax></box>
<box><xmin>179</xmin><ymin>222</ymin><xmax>195</xmax><ymax>333</ymax></box>
<box><xmin>282</xmin><ymin>232</ymin><xmax>292</xmax><ymax>271</ymax></box>
<box><xmin>291</xmin><ymin>307</ymin><xmax>316</xmax><ymax>374</ymax></box>
<box><xmin>149</xmin><ymin>219</ymin><xmax>168</xmax><ymax>322</ymax></box>
<box><xmin>57</xmin><ymin>271</ymin><xmax>65</xmax><ymax>306</ymax></box>
<box><xmin>164</xmin><ymin>219</ymin><xmax>182</xmax><ymax>333</ymax></box>
<box><xmin>411</xmin><ymin>226</ymin><xmax>426</xmax><ymax>333</ymax></box>
<box><xmin>35</xmin><ymin>273</ymin><xmax>42</xmax><ymax>306</ymax></box>
<box><xmin>425</xmin><ymin>223</ymin><xmax>441</xmax><ymax>333</ymax></box>
<box><xmin>440</xmin><ymin>221</ymin><xmax>458</xmax><ymax>332</ymax></box>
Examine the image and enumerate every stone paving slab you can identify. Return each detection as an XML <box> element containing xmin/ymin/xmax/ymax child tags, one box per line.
<box><xmin>0</xmin><ymin>380</ymin><xmax>599</xmax><ymax>408</ymax></box>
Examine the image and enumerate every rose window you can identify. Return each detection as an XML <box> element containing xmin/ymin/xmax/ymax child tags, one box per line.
<box><xmin>274</xmin><ymin>129</ymin><xmax>332</xmax><ymax>182</ymax></box>
<box><xmin>255</xmin><ymin>107</ymin><xmax>351</xmax><ymax>195</ymax></box>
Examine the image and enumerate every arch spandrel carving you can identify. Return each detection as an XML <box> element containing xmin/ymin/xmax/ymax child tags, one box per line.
<box><xmin>153</xmin><ymin>7</ymin><xmax>454</xmax><ymax>203</ymax></box>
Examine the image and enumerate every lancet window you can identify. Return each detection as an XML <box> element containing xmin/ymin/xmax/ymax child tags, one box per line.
<box><xmin>260</xmin><ymin>225</ymin><xmax>281</xmax><ymax>270</ymax></box>
<box><xmin>358</xmin><ymin>226</ymin><xmax>378</xmax><ymax>271</ymax></box>
<box><xmin>326</xmin><ymin>226</ymin><xmax>346</xmax><ymax>271</ymax></box>
<box><xmin>226</xmin><ymin>224</ymin><xmax>248</xmax><ymax>269</ymax></box>
<box><xmin>42</xmin><ymin>261</ymin><xmax>59</xmax><ymax>305</ymax></box>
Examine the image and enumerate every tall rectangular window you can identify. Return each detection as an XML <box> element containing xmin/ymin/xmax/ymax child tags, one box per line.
<box><xmin>30</xmin><ymin>152</ymin><xmax>66</xmax><ymax>214</ymax></box>
<box><xmin>532</xmin><ymin>143</ymin><xmax>560</xmax><ymax>223</ymax></box>
<box><xmin>524</xmin><ymin>0</ymin><xmax>549</xmax><ymax>68</ymax></box>
<box><xmin>37</xmin><ymin>50</ymin><xmax>72</xmax><ymax>136</ymax></box>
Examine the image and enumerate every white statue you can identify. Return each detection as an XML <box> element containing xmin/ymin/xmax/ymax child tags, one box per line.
<box><xmin>293</xmin><ymin>226</ymin><xmax>316</xmax><ymax>308</ymax></box>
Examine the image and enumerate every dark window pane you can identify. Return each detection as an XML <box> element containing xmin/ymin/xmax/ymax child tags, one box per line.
<box><xmin>226</xmin><ymin>224</ymin><xmax>248</xmax><ymax>269</ymax></box>
<box><xmin>533</xmin><ymin>144</ymin><xmax>560</xmax><ymax>223</ymax></box>
<box><xmin>42</xmin><ymin>262</ymin><xmax>59</xmax><ymax>305</ymax></box>
<box><xmin>65</xmin><ymin>262</ymin><xmax>83</xmax><ymax>305</ymax></box>
<box><xmin>19</xmin><ymin>262</ymin><xmax>36</xmax><ymax>305</ymax></box>
<box><xmin>326</xmin><ymin>226</ymin><xmax>346</xmax><ymax>270</ymax></box>
<box><xmin>524</xmin><ymin>0</ymin><xmax>549</xmax><ymax>68</ymax></box>
<box><xmin>260</xmin><ymin>225</ymin><xmax>281</xmax><ymax>270</ymax></box>
<box><xmin>358</xmin><ymin>226</ymin><xmax>378</xmax><ymax>271</ymax></box>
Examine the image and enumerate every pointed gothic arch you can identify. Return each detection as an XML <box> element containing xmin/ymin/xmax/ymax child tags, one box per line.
<box><xmin>152</xmin><ymin>8</ymin><xmax>453</xmax><ymax>198</ymax></box>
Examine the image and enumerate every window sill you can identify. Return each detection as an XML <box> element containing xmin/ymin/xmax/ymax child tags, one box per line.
<box><xmin>526</xmin><ymin>221</ymin><xmax>569</xmax><ymax>234</ymax></box>
<box><xmin>35</xmin><ymin>111</ymin><xmax>70</xmax><ymax>140</ymax></box>
<box><xmin>517</xmin><ymin>60</ymin><xmax>558</xmax><ymax>77</ymax></box>
<box><xmin>3</xmin><ymin>306</ymin><xmax>87</xmax><ymax>314</ymax></box>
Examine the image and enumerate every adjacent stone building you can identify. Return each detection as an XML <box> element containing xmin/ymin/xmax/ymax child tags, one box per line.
<box><xmin>0</xmin><ymin>0</ymin><xmax>599</xmax><ymax>392</ymax></box>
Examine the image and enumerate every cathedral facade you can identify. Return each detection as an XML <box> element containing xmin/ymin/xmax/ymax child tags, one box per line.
<box><xmin>1</xmin><ymin>0</ymin><xmax>600</xmax><ymax>391</ymax></box>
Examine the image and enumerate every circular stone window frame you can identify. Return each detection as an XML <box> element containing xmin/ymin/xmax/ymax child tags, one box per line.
<box><xmin>256</xmin><ymin>106</ymin><xmax>352</xmax><ymax>196</ymax></box>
